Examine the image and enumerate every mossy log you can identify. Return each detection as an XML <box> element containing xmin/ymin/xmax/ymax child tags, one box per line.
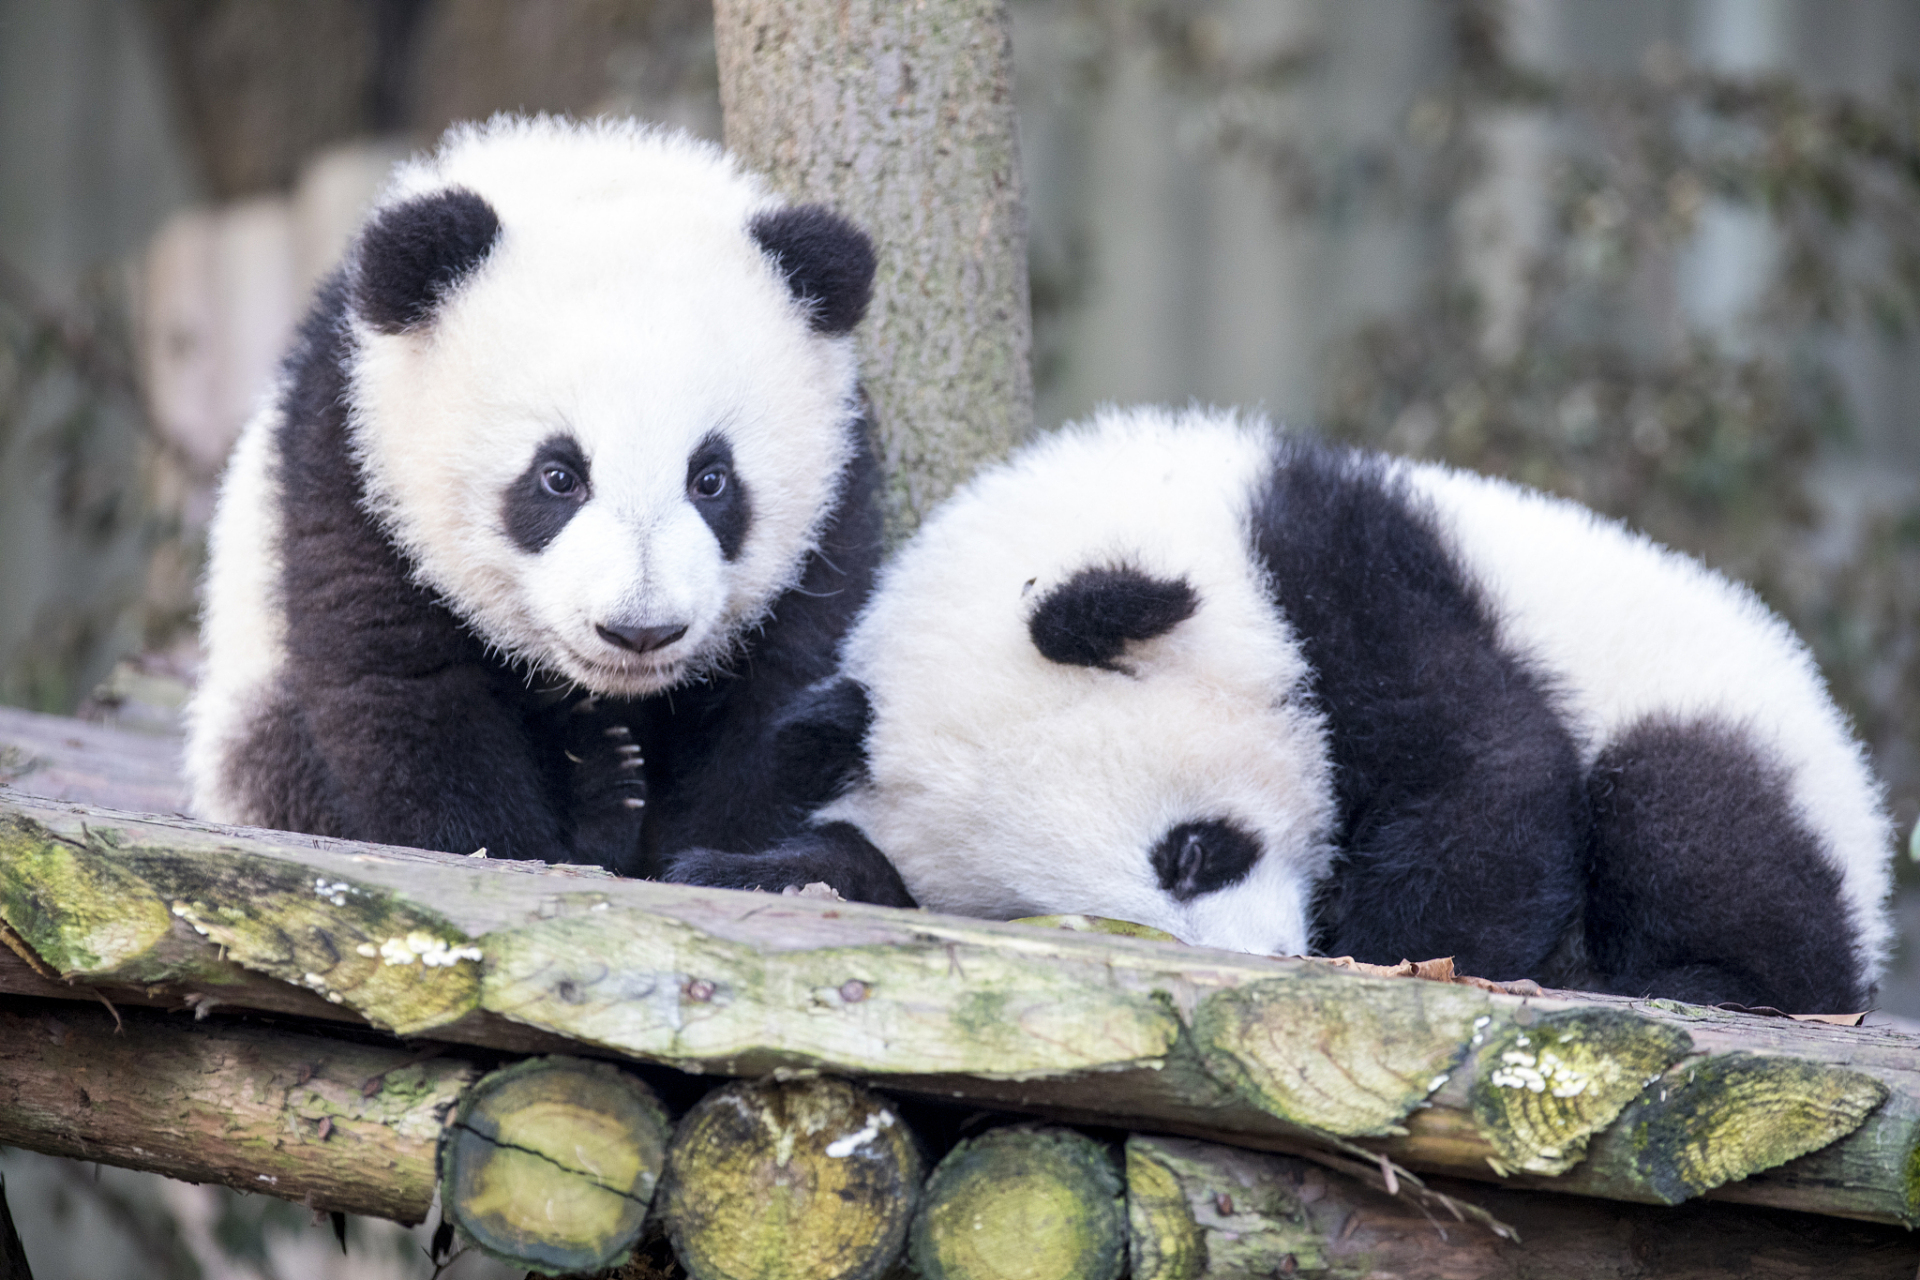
<box><xmin>658</xmin><ymin>1076</ymin><xmax>921</xmax><ymax>1280</ymax></box>
<box><xmin>2</xmin><ymin>789</ymin><xmax>1918</xmax><ymax>1230</ymax></box>
<box><xmin>441</xmin><ymin>1056</ymin><xmax>671</xmax><ymax>1276</ymax></box>
<box><xmin>911</xmin><ymin>1125</ymin><xmax>1126</xmax><ymax>1280</ymax></box>
<box><xmin>1125</xmin><ymin>1133</ymin><xmax>1920</xmax><ymax>1279</ymax></box>
<box><xmin>0</xmin><ymin>992</ymin><xmax>473</xmax><ymax>1221</ymax></box>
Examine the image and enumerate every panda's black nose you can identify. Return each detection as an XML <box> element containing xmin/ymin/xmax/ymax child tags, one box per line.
<box><xmin>597</xmin><ymin>622</ymin><xmax>688</xmax><ymax>654</ymax></box>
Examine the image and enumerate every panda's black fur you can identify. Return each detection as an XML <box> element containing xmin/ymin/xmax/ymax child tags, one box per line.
<box><xmin>188</xmin><ymin>118</ymin><xmax>883</xmax><ymax>876</ymax></box>
<box><xmin>667</xmin><ymin>406</ymin><xmax>1892</xmax><ymax>1014</ymax></box>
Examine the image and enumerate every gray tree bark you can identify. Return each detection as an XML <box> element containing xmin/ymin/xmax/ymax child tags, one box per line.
<box><xmin>713</xmin><ymin>0</ymin><xmax>1033</xmax><ymax>540</ymax></box>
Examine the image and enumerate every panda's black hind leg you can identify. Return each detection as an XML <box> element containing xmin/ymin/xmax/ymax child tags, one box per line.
<box><xmin>1584</xmin><ymin>715</ymin><xmax>1865</xmax><ymax>1013</ymax></box>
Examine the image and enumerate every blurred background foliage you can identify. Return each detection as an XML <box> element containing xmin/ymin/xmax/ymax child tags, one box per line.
<box><xmin>2</xmin><ymin>0</ymin><xmax>1919</xmax><ymax>1274</ymax></box>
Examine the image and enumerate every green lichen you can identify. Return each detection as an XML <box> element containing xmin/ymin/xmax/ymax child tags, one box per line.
<box><xmin>0</xmin><ymin>814</ymin><xmax>172</xmax><ymax>975</ymax></box>
<box><xmin>129</xmin><ymin>847</ymin><xmax>482</xmax><ymax>1036</ymax></box>
<box><xmin>1191</xmin><ymin>968</ymin><xmax>1488</xmax><ymax>1137</ymax></box>
<box><xmin>1125</xmin><ymin>1146</ymin><xmax>1206</xmax><ymax>1280</ymax></box>
<box><xmin>1905</xmin><ymin>1129</ymin><xmax>1920</xmax><ymax>1224</ymax></box>
<box><xmin>1616</xmin><ymin>1053</ymin><xmax>1889</xmax><ymax>1203</ymax></box>
<box><xmin>1469</xmin><ymin>1009</ymin><xmax>1691</xmax><ymax>1176</ymax></box>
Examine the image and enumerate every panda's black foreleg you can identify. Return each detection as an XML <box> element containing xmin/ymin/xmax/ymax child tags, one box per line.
<box><xmin>1584</xmin><ymin>716</ymin><xmax>1866</xmax><ymax>1014</ymax></box>
<box><xmin>296</xmin><ymin>666</ymin><xmax>572</xmax><ymax>861</ymax></box>
<box><xmin>559</xmin><ymin>700</ymin><xmax>650</xmax><ymax>877</ymax></box>
<box><xmin>664</xmin><ymin>823</ymin><xmax>916</xmax><ymax>907</ymax></box>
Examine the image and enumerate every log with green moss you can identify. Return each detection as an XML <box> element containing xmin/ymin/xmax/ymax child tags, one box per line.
<box><xmin>911</xmin><ymin>1125</ymin><xmax>1126</xmax><ymax>1280</ymax></box>
<box><xmin>1</xmin><ymin>789</ymin><xmax>1916</xmax><ymax>1229</ymax></box>
<box><xmin>657</xmin><ymin>1076</ymin><xmax>921</xmax><ymax>1280</ymax></box>
<box><xmin>1126</xmin><ymin>1134</ymin><xmax>1920</xmax><ymax>1280</ymax></box>
<box><xmin>0</xmin><ymin>992</ymin><xmax>474</xmax><ymax>1221</ymax></box>
<box><xmin>441</xmin><ymin>1056</ymin><xmax>671</xmax><ymax>1276</ymax></box>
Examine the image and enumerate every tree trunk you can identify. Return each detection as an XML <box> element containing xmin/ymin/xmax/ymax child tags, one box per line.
<box><xmin>713</xmin><ymin>0</ymin><xmax>1033</xmax><ymax>540</ymax></box>
<box><xmin>0</xmin><ymin>993</ymin><xmax>474</xmax><ymax>1222</ymax></box>
<box><xmin>2</xmin><ymin>789</ymin><xmax>1917</xmax><ymax>1231</ymax></box>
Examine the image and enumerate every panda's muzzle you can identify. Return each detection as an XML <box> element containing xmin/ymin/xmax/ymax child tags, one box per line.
<box><xmin>596</xmin><ymin>621</ymin><xmax>689</xmax><ymax>655</ymax></box>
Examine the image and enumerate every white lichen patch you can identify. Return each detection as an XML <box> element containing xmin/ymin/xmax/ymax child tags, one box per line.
<box><xmin>377</xmin><ymin>931</ymin><xmax>483</xmax><ymax>968</ymax></box>
<box><xmin>312</xmin><ymin>878</ymin><xmax>354</xmax><ymax>907</ymax></box>
<box><xmin>825</xmin><ymin>1109</ymin><xmax>896</xmax><ymax>1158</ymax></box>
<box><xmin>1488</xmin><ymin>1044</ymin><xmax>1592</xmax><ymax>1098</ymax></box>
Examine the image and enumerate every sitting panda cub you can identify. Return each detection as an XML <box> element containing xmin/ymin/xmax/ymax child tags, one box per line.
<box><xmin>669</xmin><ymin>405</ymin><xmax>1894</xmax><ymax>1013</ymax></box>
<box><xmin>187</xmin><ymin>116</ymin><xmax>882</xmax><ymax>875</ymax></box>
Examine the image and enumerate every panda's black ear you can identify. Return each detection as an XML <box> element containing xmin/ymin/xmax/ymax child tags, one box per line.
<box><xmin>1028</xmin><ymin>564</ymin><xmax>1199</xmax><ymax>671</ymax></box>
<box><xmin>750</xmin><ymin>205</ymin><xmax>877</xmax><ymax>335</ymax></box>
<box><xmin>354</xmin><ymin>188</ymin><xmax>501</xmax><ymax>335</ymax></box>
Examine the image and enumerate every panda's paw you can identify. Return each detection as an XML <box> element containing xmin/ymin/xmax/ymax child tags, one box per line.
<box><xmin>663</xmin><ymin>828</ymin><xmax>917</xmax><ymax>908</ymax></box>
<box><xmin>662</xmin><ymin>846</ymin><xmax>793</xmax><ymax>893</ymax></box>
<box><xmin>566</xmin><ymin>719</ymin><xmax>648</xmax><ymax>873</ymax></box>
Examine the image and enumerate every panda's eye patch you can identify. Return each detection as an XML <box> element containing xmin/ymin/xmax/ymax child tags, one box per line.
<box><xmin>686</xmin><ymin>431</ymin><xmax>753</xmax><ymax>562</ymax></box>
<box><xmin>691</xmin><ymin>466</ymin><xmax>728</xmax><ymax>499</ymax></box>
<box><xmin>502</xmin><ymin>434</ymin><xmax>591</xmax><ymax>553</ymax></box>
<box><xmin>1151</xmin><ymin>820</ymin><xmax>1261</xmax><ymax>902</ymax></box>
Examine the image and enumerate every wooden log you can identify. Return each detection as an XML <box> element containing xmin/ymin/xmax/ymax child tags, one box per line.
<box><xmin>0</xmin><ymin>993</ymin><xmax>474</xmax><ymax>1222</ymax></box>
<box><xmin>1</xmin><ymin>790</ymin><xmax>1917</xmax><ymax>1227</ymax></box>
<box><xmin>1125</xmin><ymin>1134</ymin><xmax>1920</xmax><ymax>1279</ymax></box>
<box><xmin>0</xmin><ymin>705</ymin><xmax>186</xmax><ymax>814</ymax></box>
<box><xmin>910</xmin><ymin>1126</ymin><xmax>1126</xmax><ymax>1280</ymax></box>
<box><xmin>441</xmin><ymin>1056</ymin><xmax>670</xmax><ymax>1277</ymax></box>
<box><xmin>657</xmin><ymin>1076</ymin><xmax>921</xmax><ymax>1280</ymax></box>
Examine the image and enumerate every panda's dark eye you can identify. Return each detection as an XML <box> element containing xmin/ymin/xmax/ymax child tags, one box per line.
<box><xmin>540</xmin><ymin>465</ymin><xmax>581</xmax><ymax>498</ymax></box>
<box><xmin>691</xmin><ymin>467</ymin><xmax>728</xmax><ymax>500</ymax></box>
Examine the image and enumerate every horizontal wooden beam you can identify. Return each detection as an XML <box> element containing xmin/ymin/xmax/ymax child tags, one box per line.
<box><xmin>0</xmin><ymin>993</ymin><xmax>474</xmax><ymax>1222</ymax></box>
<box><xmin>2</xmin><ymin>788</ymin><xmax>1916</xmax><ymax>1228</ymax></box>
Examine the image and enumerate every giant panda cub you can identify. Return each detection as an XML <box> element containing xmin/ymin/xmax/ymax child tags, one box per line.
<box><xmin>186</xmin><ymin>116</ymin><xmax>882</xmax><ymax>875</ymax></box>
<box><xmin>668</xmin><ymin>404</ymin><xmax>1894</xmax><ymax>1013</ymax></box>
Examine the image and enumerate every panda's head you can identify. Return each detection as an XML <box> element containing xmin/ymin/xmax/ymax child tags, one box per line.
<box><xmin>342</xmin><ymin>116</ymin><xmax>874</xmax><ymax>695</ymax></box>
<box><xmin>824</xmin><ymin>407</ymin><xmax>1339</xmax><ymax>957</ymax></box>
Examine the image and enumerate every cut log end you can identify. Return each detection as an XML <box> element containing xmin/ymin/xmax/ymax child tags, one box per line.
<box><xmin>911</xmin><ymin>1125</ymin><xmax>1126</xmax><ymax>1280</ymax></box>
<box><xmin>441</xmin><ymin>1056</ymin><xmax>669</xmax><ymax>1276</ymax></box>
<box><xmin>659</xmin><ymin>1076</ymin><xmax>921</xmax><ymax>1280</ymax></box>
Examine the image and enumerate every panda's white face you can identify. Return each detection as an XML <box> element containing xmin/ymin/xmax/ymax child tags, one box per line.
<box><xmin>346</xmin><ymin>119</ymin><xmax>859</xmax><ymax>694</ymax></box>
<box><xmin>820</xmin><ymin>408</ymin><xmax>1338</xmax><ymax>957</ymax></box>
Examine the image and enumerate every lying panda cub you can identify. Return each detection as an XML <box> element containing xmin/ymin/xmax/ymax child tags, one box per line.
<box><xmin>187</xmin><ymin>116</ymin><xmax>882</xmax><ymax>875</ymax></box>
<box><xmin>669</xmin><ymin>404</ymin><xmax>1894</xmax><ymax>1013</ymax></box>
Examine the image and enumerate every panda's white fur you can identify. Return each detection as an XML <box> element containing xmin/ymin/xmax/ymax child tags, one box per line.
<box><xmin>820</xmin><ymin>413</ymin><xmax>1335</xmax><ymax>955</ymax></box>
<box><xmin>189</xmin><ymin>406</ymin><xmax>290</xmax><ymax>821</ymax></box>
<box><xmin>784</xmin><ymin>403</ymin><xmax>1893</xmax><ymax>1007</ymax></box>
<box><xmin>187</xmin><ymin>116</ymin><xmax>883</xmax><ymax>871</ymax></box>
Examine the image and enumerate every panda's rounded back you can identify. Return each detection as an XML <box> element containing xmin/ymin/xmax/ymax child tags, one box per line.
<box><xmin>822</xmin><ymin>406</ymin><xmax>1337</xmax><ymax>957</ymax></box>
<box><xmin>1404</xmin><ymin>460</ymin><xmax>1896</xmax><ymax>983</ymax></box>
